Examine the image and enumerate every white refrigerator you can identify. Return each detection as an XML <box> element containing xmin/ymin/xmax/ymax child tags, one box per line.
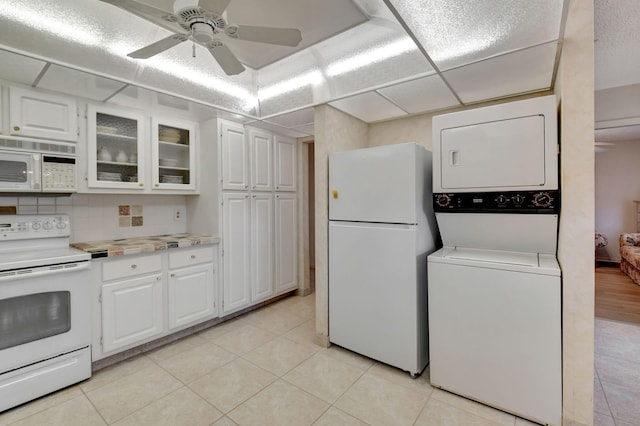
<box><xmin>328</xmin><ymin>142</ymin><xmax>440</xmax><ymax>376</ymax></box>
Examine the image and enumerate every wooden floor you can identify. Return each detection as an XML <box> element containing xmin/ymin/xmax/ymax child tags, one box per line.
<box><xmin>595</xmin><ymin>265</ymin><xmax>640</xmax><ymax>325</ymax></box>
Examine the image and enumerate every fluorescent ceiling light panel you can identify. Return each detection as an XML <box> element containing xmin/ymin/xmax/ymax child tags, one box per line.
<box><xmin>327</xmin><ymin>37</ymin><xmax>418</xmax><ymax>76</ymax></box>
<box><xmin>258</xmin><ymin>70</ymin><xmax>324</xmax><ymax>101</ymax></box>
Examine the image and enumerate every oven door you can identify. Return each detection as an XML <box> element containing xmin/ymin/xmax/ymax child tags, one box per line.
<box><xmin>0</xmin><ymin>150</ymin><xmax>42</xmax><ymax>192</ymax></box>
<box><xmin>0</xmin><ymin>261</ymin><xmax>91</xmax><ymax>374</ymax></box>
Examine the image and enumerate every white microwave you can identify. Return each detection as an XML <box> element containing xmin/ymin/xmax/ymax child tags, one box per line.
<box><xmin>0</xmin><ymin>149</ymin><xmax>77</xmax><ymax>193</ymax></box>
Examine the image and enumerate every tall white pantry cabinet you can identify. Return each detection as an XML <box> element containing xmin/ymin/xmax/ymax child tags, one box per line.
<box><xmin>220</xmin><ymin>121</ymin><xmax>298</xmax><ymax>315</ymax></box>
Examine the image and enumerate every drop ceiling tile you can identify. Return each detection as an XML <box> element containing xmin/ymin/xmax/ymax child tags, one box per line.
<box><xmin>386</xmin><ymin>0</ymin><xmax>564</xmax><ymax>71</ymax></box>
<box><xmin>0</xmin><ymin>49</ymin><xmax>46</xmax><ymax>85</ymax></box>
<box><xmin>248</xmin><ymin>121</ymin><xmax>309</xmax><ymax>138</ymax></box>
<box><xmin>291</xmin><ymin>124</ymin><xmax>315</xmax><ymax>136</ymax></box>
<box><xmin>378</xmin><ymin>75</ymin><xmax>460</xmax><ymax>114</ymax></box>
<box><xmin>443</xmin><ymin>42</ymin><xmax>557</xmax><ymax>104</ymax></box>
<box><xmin>38</xmin><ymin>64</ymin><xmax>126</xmax><ymax>101</ymax></box>
<box><xmin>263</xmin><ymin>108</ymin><xmax>314</xmax><ymax>128</ymax></box>
<box><xmin>329</xmin><ymin>92</ymin><xmax>408</xmax><ymax>123</ymax></box>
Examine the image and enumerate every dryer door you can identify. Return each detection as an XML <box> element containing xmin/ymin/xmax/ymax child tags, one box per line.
<box><xmin>440</xmin><ymin>115</ymin><xmax>546</xmax><ymax>190</ymax></box>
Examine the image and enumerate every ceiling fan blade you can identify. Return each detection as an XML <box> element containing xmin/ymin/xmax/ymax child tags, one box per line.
<box><xmin>100</xmin><ymin>0</ymin><xmax>182</xmax><ymax>33</ymax></box>
<box><xmin>226</xmin><ymin>25</ymin><xmax>302</xmax><ymax>47</ymax></box>
<box><xmin>198</xmin><ymin>0</ymin><xmax>232</xmax><ymax>16</ymax></box>
<box><xmin>207</xmin><ymin>42</ymin><xmax>245</xmax><ymax>75</ymax></box>
<box><xmin>128</xmin><ymin>34</ymin><xmax>188</xmax><ymax>59</ymax></box>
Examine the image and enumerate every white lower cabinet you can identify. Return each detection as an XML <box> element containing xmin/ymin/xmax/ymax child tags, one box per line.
<box><xmin>102</xmin><ymin>273</ymin><xmax>164</xmax><ymax>353</ymax></box>
<box><xmin>275</xmin><ymin>193</ymin><xmax>298</xmax><ymax>293</ymax></box>
<box><xmin>93</xmin><ymin>245</ymin><xmax>218</xmax><ymax>361</ymax></box>
<box><xmin>222</xmin><ymin>192</ymin><xmax>251</xmax><ymax>314</ymax></box>
<box><xmin>251</xmin><ymin>193</ymin><xmax>274</xmax><ymax>302</ymax></box>
<box><xmin>168</xmin><ymin>264</ymin><xmax>215</xmax><ymax>330</ymax></box>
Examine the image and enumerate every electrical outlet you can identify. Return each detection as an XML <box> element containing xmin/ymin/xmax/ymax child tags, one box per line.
<box><xmin>174</xmin><ymin>208</ymin><xmax>185</xmax><ymax>222</ymax></box>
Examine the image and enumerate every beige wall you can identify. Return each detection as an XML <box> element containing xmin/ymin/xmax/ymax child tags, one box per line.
<box><xmin>313</xmin><ymin>105</ymin><xmax>369</xmax><ymax>345</ymax></box>
<box><xmin>557</xmin><ymin>0</ymin><xmax>595</xmax><ymax>424</ymax></box>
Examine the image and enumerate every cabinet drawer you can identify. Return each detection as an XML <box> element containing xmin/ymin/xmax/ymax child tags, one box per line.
<box><xmin>102</xmin><ymin>254</ymin><xmax>162</xmax><ymax>281</ymax></box>
<box><xmin>169</xmin><ymin>247</ymin><xmax>214</xmax><ymax>269</ymax></box>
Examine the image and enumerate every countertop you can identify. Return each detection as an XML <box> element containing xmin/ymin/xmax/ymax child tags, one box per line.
<box><xmin>71</xmin><ymin>233</ymin><xmax>219</xmax><ymax>258</ymax></box>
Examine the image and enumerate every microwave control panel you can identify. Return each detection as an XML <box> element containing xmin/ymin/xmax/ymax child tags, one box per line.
<box><xmin>42</xmin><ymin>156</ymin><xmax>77</xmax><ymax>192</ymax></box>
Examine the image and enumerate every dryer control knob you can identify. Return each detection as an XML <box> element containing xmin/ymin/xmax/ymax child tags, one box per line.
<box><xmin>533</xmin><ymin>192</ymin><xmax>552</xmax><ymax>207</ymax></box>
<box><xmin>435</xmin><ymin>194</ymin><xmax>451</xmax><ymax>207</ymax></box>
<box><xmin>512</xmin><ymin>194</ymin><xmax>525</xmax><ymax>205</ymax></box>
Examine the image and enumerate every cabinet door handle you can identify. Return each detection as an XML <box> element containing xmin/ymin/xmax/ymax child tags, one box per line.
<box><xmin>131</xmin><ymin>264</ymin><xmax>137</xmax><ymax>269</ymax></box>
<box><xmin>13</xmin><ymin>125</ymin><xmax>20</xmax><ymax>132</ymax></box>
<box><xmin>155</xmin><ymin>183</ymin><xmax>159</xmax><ymax>187</ymax></box>
<box><xmin>190</xmin><ymin>255</ymin><xmax>196</xmax><ymax>259</ymax></box>
<box><xmin>170</xmin><ymin>273</ymin><xmax>175</xmax><ymax>278</ymax></box>
<box><xmin>139</xmin><ymin>183</ymin><xmax>144</xmax><ymax>187</ymax></box>
<box><xmin>157</xmin><ymin>275</ymin><xmax>162</xmax><ymax>281</ymax></box>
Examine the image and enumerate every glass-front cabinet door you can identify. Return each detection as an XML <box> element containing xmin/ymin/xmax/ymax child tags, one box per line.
<box><xmin>87</xmin><ymin>105</ymin><xmax>145</xmax><ymax>190</ymax></box>
<box><xmin>151</xmin><ymin>117</ymin><xmax>196</xmax><ymax>191</ymax></box>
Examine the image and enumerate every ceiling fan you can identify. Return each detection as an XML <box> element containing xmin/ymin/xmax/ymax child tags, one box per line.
<box><xmin>101</xmin><ymin>0</ymin><xmax>303</xmax><ymax>75</ymax></box>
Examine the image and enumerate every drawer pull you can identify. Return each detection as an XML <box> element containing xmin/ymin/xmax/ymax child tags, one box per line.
<box><xmin>191</xmin><ymin>255</ymin><xmax>196</xmax><ymax>259</ymax></box>
<box><xmin>170</xmin><ymin>273</ymin><xmax>175</xmax><ymax>278</ymax></box>
<box><xmin>131</xmin><ymin>264</ymin><xmax>137</xmax><ymax>269</ymax></box>
<box><xmin>157</xmin><ymin>276</ymin><xmax>162</xmax><ymax>281</ymax></box>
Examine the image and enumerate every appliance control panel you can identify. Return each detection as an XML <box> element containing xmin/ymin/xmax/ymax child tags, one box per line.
<box><xmin>42</xmin><ymin>156</ymin><xmax>77</xmax><ymax>192</ymax></box>
<box><xmin>0</xmin><ymin>214</ymin><xmax>70</xmax><ymax>240</ymax></box>
<box><xmin>434</xmin><ymin>190</ymin><xmax>560</xmax><ymax>214</ymax></box>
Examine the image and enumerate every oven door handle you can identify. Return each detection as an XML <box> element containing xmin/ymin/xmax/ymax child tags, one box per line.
<box><xmin>0</xmin><ymin>261</ymin><xmax>90</xmax><ymax>282</ymax></box>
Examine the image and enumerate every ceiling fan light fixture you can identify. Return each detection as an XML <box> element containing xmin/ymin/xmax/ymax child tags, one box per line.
<box><xmin>192</xmin><ymin>22</ymin><xmax>215</xmax><ymax>43</ymax></box>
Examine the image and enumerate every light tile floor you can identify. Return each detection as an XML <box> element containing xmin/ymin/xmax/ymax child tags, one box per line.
<box><xmin>0</xmin><ymin>294</ymin><xmax>629</xmax><ymax>425</ymax></box>
<box><xmin>594</xmin><ymin>318</ymin><xmax>640</xmax><ymax>426</ymax></box>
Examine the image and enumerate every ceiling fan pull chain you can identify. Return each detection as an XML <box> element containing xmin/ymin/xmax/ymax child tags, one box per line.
<box><xmin>192</xmin><ymin>27</ymin><xmax>196</xmax><ymax>58</ymax></box>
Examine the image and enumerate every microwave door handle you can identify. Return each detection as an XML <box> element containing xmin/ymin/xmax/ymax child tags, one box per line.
<box><xmin>32</xmin><ymin>154</ymin><xmax>42</xmax><ymax>190</ymax></box>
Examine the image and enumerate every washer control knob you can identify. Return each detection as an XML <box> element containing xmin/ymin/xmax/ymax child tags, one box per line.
<box><xmin>533</xmin><ymin>192</ymin><xmax>553</xmax><ymax>207</ymax></box>
<box><xmin>435</xmin><ymin>194</ymin><xmax>451</xmax><ymax>207</ymax></box>
<box><xmin>496</xmin><ymin>195</ymin><xmax>508</xmax><ymax>205</ymax></box>
<box><xmin>512</xmin><ymin>194</ymin><xmax>525</xmax><ymax>205</ymax></box>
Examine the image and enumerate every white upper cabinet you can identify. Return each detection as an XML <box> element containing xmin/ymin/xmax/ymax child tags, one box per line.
<box><xmin>249</xmin><ymin>127</ymin><xmax>273</xmax><ymax>191</ymax></box>
<box><xmin>221</xmin><ymin>120</ymin><xmax>248</xmax><ymax>191</ymax></box>
<box><xmin>152</xmin><ymin>117</ymin><xmax>197</xmax><ymax>191</ymax></box>
<box><xmin>275</xmin><ymin>135</ymin><xmax>297</xmax><ymax>191</ymax></box>
<box><xmin>87</xmin><ymin>105</ymin><xmax>145</xmax><ymax>190</ymax></box>
<box><xmin>9</xmin><ymin>86</ymin><xmax>78</xmax><ymax>142</ymax></box>
<box><xmin>86</xmin><ymin>105</ymin><xmax>198</xmax><ymax>193</ymax></box>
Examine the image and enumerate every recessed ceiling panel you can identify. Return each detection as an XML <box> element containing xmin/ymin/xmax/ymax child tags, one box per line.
<box><xmin>247</xmin><ymin>120</ymin><xmax>310</xmax><ymax>138</ymax></box>
<box><xmin>378</xmin><ymin>75</ymin><xmax>460</xmax><ymax>114</ymax></box>
<box><xmin>113</xmin><ymin>0</ymin><xmax>368</xmax><ymax>69</ymax></box>
<box><xmin>329</xmin><ymin>92</ymin><xmax>408</xmax><ymax>123</ymax></box>
<box><xmin>291</xmin><ymin>123</ymin><xmax>314</xmax><ymax>136</ymax></box>
<box><xmin>443</xmin><ymin>42</ymin><xmax>557</xmax><ymax>104</ymax></box>
<box><xmin>0</xmin><ymin>49</ymin><xmax>46</xmax><ymax>85</ymax></box>
<box><xmin>386</xmin><ymin>0</ymin><xmax>564</xmax><ymax>71</ymax></box>
<box><xmin>38</xmin><ymin>64</ymin><xmax>126</xmax><ymax>101</ymax></box>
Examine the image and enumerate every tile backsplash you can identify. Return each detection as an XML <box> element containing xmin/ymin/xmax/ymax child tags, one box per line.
<box><xmin>0</xmin><ymin>194</ymin><xmax>188</xmax><ymax>242</ymax></box>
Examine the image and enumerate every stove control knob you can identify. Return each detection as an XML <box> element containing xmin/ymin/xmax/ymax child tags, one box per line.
<box><xmin>512</xmin><ymin>194</ymin><xmax>525</xmax><ymax>205</ymax></box>
<box><xmin>533</xmin><ymin>192</ymin><xmax>552</xmax><ymax>208</ymax></box>
<box><xmin>435</xmin><ymin>194</ymin><xmax>451</xmax><ymax>207</ymax></box>
<box><xmin>43</xmin><ymin>220</ymin><xmax>53</xmax><ymax>230</ymax></box>
<box><xmin>496</xmin><ymin>195</ymin><xmax>508</xmax><ymax>204</ymax></box>
<box><xmin>31</xmin><ymin>221</ymin><xmax>41</xmax><ymax>230</ymax></box>
<box><xmin>56</xmin><ymin>220</ymin><xmax>67</xmax><ymax>229</ymax></box>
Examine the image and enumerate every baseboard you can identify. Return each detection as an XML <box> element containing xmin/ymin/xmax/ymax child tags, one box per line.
<box><xmin>596</xmin><ymin>259</ymin><xmax>620</xmax><ymax>268</ymax></box>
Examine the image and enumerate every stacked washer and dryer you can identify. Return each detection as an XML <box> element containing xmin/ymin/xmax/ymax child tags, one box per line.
<box><xmin>427</xmin><ymin>95</ymin><xmax>562</xmax><ymax>425</ymax></box>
